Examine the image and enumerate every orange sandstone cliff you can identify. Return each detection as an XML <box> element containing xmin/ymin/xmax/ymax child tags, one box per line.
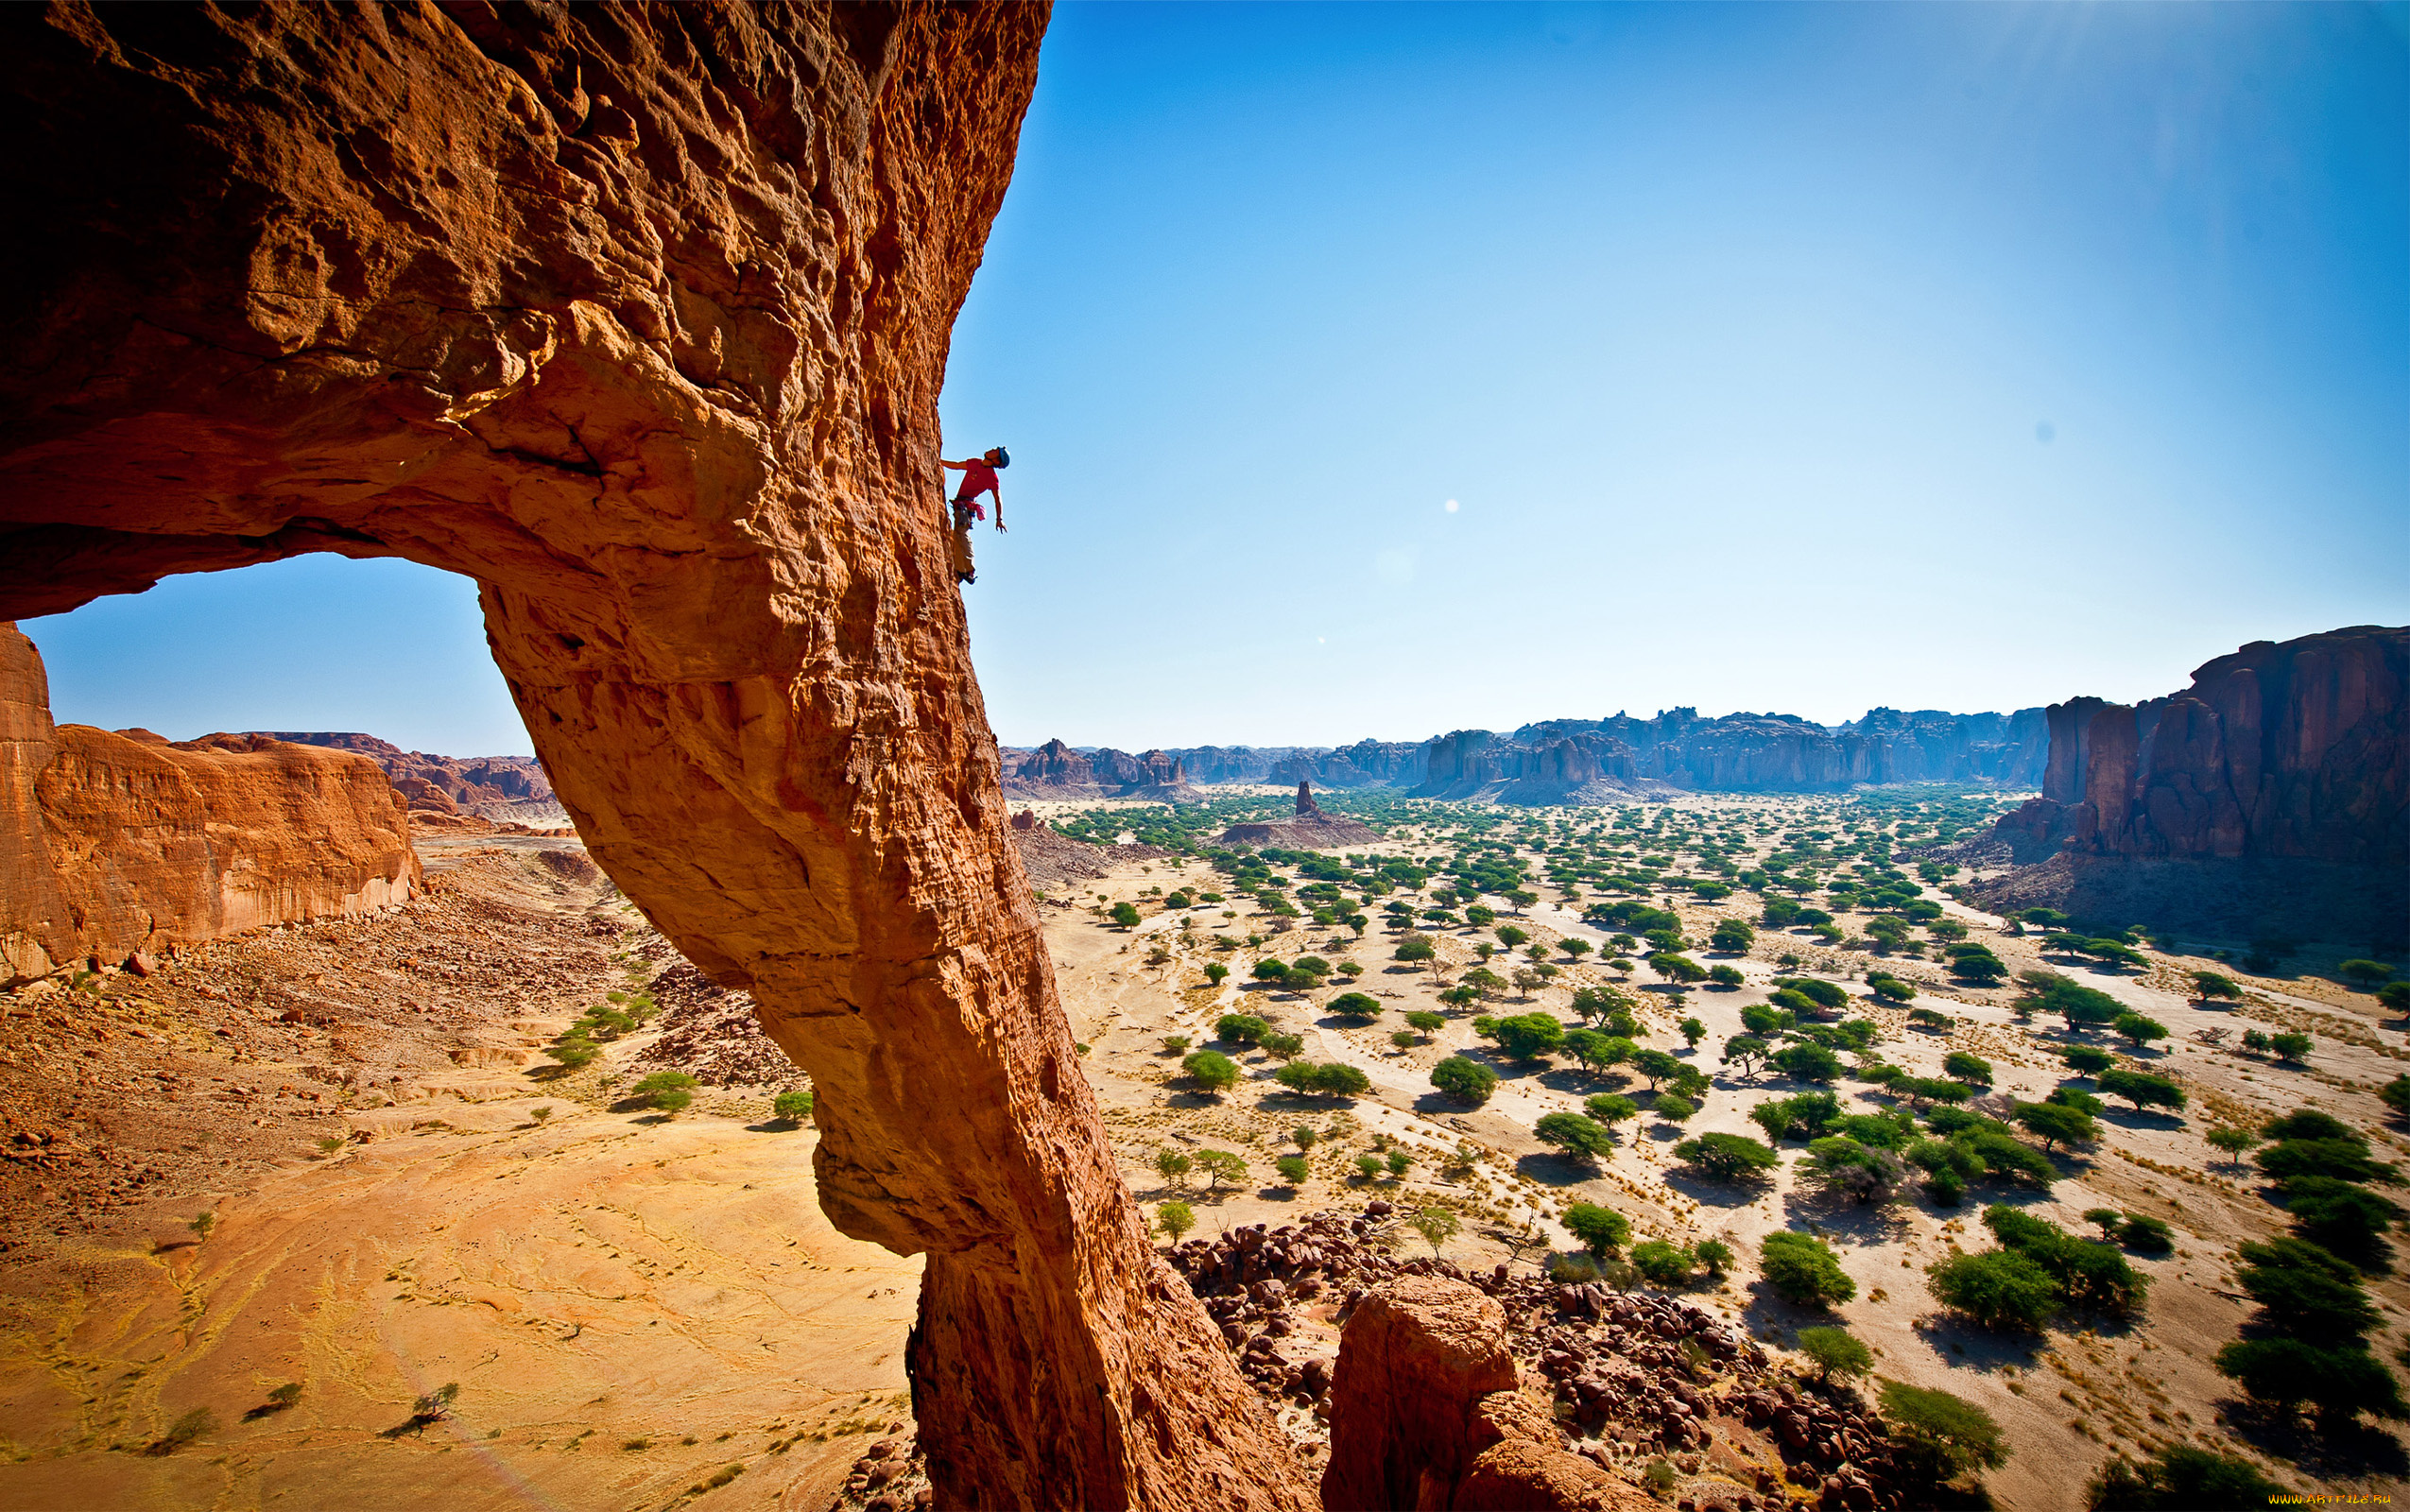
<box><xmin>2</xmin><ymin>625</ymin><xmax>419</xmax><ymax>986</ymax></box>
<box><xmin>0</xmin><ymin>6</ymin><xmax>1309</xmax><ymax>1506</ymax></box>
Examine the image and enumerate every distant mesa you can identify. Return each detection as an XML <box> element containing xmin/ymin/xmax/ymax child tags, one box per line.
<box><xmin>1087</xmin><ymin>707</ymin><xmax>2052</xmax><ymax>806</ymax></box>
<box><xmin>999</xmin><ymin>738</ymin><xmax>1201</xmax><ymax>802</ymax></box>
<box><xmin>1216</xmin><ymin>782</ymin><xmax>1383</xmax><ymax>850</ymax></box>
<box><xmin>1956</xmin><ymin>623</ymin><xmax>2407</xmax><ymax>948</ymax></box>
<box><xmin>4</xmin><ymin>626</ymin><xmax>421</xmax><ymax>986</ymax></box>
<box><xmin>253</xmin><ymin>731</ymin><xmax>567</xmax><ymax>826</ymax></box>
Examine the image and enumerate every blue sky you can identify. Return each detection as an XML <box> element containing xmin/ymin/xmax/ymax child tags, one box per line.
<box><xmin>26</xmin><ymin>2</ymin><xmax>2408</xmax><ymax>756</ymax></box>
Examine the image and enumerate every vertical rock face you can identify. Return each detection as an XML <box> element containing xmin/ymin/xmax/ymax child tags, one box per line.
<box><xmin>1968</xmin><ymin>627</ymin><xmax>2408</xmax><ymax>944</ymax></box>
<box><xmin>1007</xmin><ymin>741</ymin><xmax>1198</xmax><ymax>800</ymax></box>
<box><xmin>2</xmin><ymin>626</ymin><xmax>420</xmax><ymax>984</ymax></box>
<box><xmin>1320</xmin><ymin>1276</ymin><xmax>1641</xmax><ymax>1512</ymax></box>
<box><xmin>0</xmin><ymin>626</ymin><xmax>70</xmax><ymax>986</ymax></box>
<box><xmin>0</xmin><ymin>7</ymin><xmax>1307</xmax><ymax>1508</ymax></box>
<box><xmin>1998</xmin><ymin>627</ymin><xmax>2408</xmax><ymax>866</ymax></box>
<box><xmin>1010</xmin><ymin>736</ymin><xmax>1102</xmax><ymax>795</ymax></box>
<box><xmin>256</xmin><ymin>732</ymin><xmax>563</xmax><ymax>822</ymax></box>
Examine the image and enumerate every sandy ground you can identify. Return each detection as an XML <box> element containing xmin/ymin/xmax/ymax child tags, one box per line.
<box><xmin>1042</xmin><ymin>799</ymin><xmax>2410</xmax><ymax>1509</ymax></box>
<box><xmin>0</xmin><ymin>844</ymin><xmax>915</xmax><ymax>1512</ymax></box>
<box><xmin>3</xmin><ymin>792</ymin><xmax>2401</xmax><ymax>1509</ymax></box>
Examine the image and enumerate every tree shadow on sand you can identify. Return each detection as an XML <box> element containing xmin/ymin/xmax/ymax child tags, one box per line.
<box><xmin>2217</xmin><ymin>1399</ymin><xmax>2410</xmax><ymax>1482</ymax></box>
<box><xmin>1514</xmin><ymin>1151</ymin><xmax>1605</xmax><ymax>1188</ymax></box>
<box><xmin>1898</xmin><ymin>1310</ymin><xmax>2045</xmax><ymax>1375</ymax></box>
<box><xmin>1779</xmin><ymin>1188</ymin><xmax>1916</xmax><ymax>1246</ymax></box>
<box><xmin>1661</xmin><ymin>1168</ymin><xmax>1772</xmax><ymax>1211</ymax></box>
<box><xmin>2096</xmin><ymin>1108</ymin><xmax>2188</xmax><ymax>1134</ymax></box>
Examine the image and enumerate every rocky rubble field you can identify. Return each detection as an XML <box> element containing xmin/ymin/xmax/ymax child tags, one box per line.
<box><xmin>1166</xmin><ymin>1201</ymin><xmax>1906</xmax><ymax>1511</ymax></box>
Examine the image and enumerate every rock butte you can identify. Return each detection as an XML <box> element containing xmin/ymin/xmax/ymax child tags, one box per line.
<box><xmin>1967</xmin><ymin>624</ymin><xmax>2408</xmax><ymax>944</ymax></box>
<box><xmin>2</xmin><ymin>626</ymin><xmax>421</xmax><ymax>988</ymax></box>
<box><xmin>252</xmin><ymin>730</ymin><xmax>566</xmax><ymax>825</ymax></box>
<box><xmin>0</xmin><ymin>6</ymin><xmax>1310</xmax><ymax>1505</ymax></box>
<box><xmin>1219</xmin><ymin>782</ymin><xmax>1384</xmax><ymax>850</ymax></box>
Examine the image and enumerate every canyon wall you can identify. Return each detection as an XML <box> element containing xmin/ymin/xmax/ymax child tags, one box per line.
<box><xmin>1000</xmin><ymin>738</ymin><xmax>1198</xmax><ymax>800</ymax></box>
<box><xmin>0</xmin><ymin>7</ymin><xmax>1306</xmax><ymax>1508</ymax></box>
<box><xmin>1084</xmin><ymin>713</ymin><xmax>2037</xmax><ymax>803</ymax></box>
<box><xmin>1</xmin><ymin>626</ymin><xmax>419</xmax><ymax>986</ymax></box>
<box><xmin>1968</xmin><ymin>626</ymin><xmax>2408</xmax><ymax>945</ymax></box>
<box><xmin>1412</xmin><ymin>729</ymin><xmax>1669</xmax><ymax>805</ymax></box>
<box><xmin>255</xmin><ymin>732</ymin><xmax>564</xmax><ymax>823</ymax></box>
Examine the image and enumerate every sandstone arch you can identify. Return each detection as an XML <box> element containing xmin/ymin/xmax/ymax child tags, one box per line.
<box><xmin>0</xmin><ymin>5</ymin><xmax>1309</xmax><ymax>1506</ymax></box>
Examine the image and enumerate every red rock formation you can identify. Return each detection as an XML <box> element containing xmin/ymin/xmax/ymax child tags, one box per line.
<box><xmin>1321</xmin><ymin>1276</ymin><xmax>1645</xmax><ymax>1512</ymax></box>
<box><xmin>1990</xmin><ymin>627</ymin><xmax>2408</xmax><ymax>865</ymax></box>
<box><xmin>1</xmin><ymin>626</ymin><xmax>72</xmax><ymax>986</ymax></box>
<box><xmin>1969</xmin><ymin>626</ymin><xmax>2408</xmax><ymax>943</ymax></box>
<box><xmin>2</xmin><ymin>627</ymin><xmax>420</xmax><ymax>985</ymax></box>
<box><xmin>257</xmin><ymin>732</ymin><xmax>562</xmax><ymax>823</ymax></box>
<box><xmin>0</xmin><ymin>7</ymin><xmax>1306</xmax><ymax>1505</ymax></box>
<box><xmin>1004</xmin><ymin>739</ymin><xmax>1199</xmax><ymax>801</ymax></box>
<box><xmin>1007</xmin><ymin>737</ymin><xmax>1103</xmax><ymax>797</ymax></box>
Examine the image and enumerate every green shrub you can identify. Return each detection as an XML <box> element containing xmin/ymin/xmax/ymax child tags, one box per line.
<box><xmin>1879</xmin><ymin>1381</ymin><xmax>2008</xmax><ymax>1486</ymax></box>
<box><xmin>1486</xmin><ymin>1012</ymin><xmax>1565</xmax><ymax>1061</ymax></box>
<box><xmin>1561</xmin><ymin>1201</ymin><xmax>1630</xmax><ymax>1255</ymax></box>
<box><xmin>1771</xmin><ymin>1043</ymin><xmax>1842</xmax><ymax>1083</ymax></box>
<box><xmin>633</xmin><ymin>1071</ymin><xmax>698</xmax><ymax>1113</ymax></box>
<box><xmin>1194</xmin><ymin>1150</ymin><xmax>1247</xmax><ymax>1191</ymax></box>
<box><xmin>1796</xmin><ymin>1325</ymin><xmax>1872</xmax><ymax>1383</ymax></box>
<box><xmin>1547</xmin><ymin>1251</ymin><xmax>1601</xmax><ymax>1284</ymax></box>
<box><xmin>1630</xmin><ymin>1239</ymin><xmax>1695</xmax><ymax>1286</ymax></box>
<box><xmin>2254</xmin><ymin>1138</ymin><xmax>2397</xmax><ymax>1187</ymax></box>
<box><xmin>2116</xmin><ymin>1213</ymin><xmax>2174</xmax><ymax>1253</ymax></box>
<box><xmin>1760</xmin><ymin>1230</ymin><xmax>1854</xmax><ymax>1306</ymax></box>
<box><xmin>2281</xmin><ymin>1177</ymin><xmax>2401</xmax><ymax>1251</ymax></box>
<box><xmin>1677</xmin><ymin>1132</ymin><xmax>1781</xmax><ymax>1182</ymax></box>
<box><xmin>2013</xmin><ymin>1100</ymin><xmax>2095</xmax><ymax>1153</ymax></box>
<box><xmin>1535</xmin><ymin>1112</ymin><xmax>1612</xmax><ymax>1164</ymax></box>
<box><xmin>772</xmin><ymin>1090</ymin><xmax>814</xmax><ymax>1123</ymax></box>
<box><xmin>1942</xmin><ymin>1051</ymin><xmax>1992</xmax><ymax>1086</ymax></box>
<box><xmin>1928</xmin><ymin>1248</ymin><xmax>2058</xmax><ymax>1331</ymax></box>
<box><xmin>2213</xmin><ymin>1338</ymin><xmax>2407</xmax><ymax>1426</ymax></box>
<box><xmin>2096</xmin><ymin>1068</ymin><xmax>2186</xmax><ymax>1113</ymax></box>
<box><xmin>2085</xmin><ymin>1445</ymin><xmax>2285</xmax><ymax>1511</ymax></box>
<box><xmin>1183</xmin><ymin>1049</ymin><xmax>1240</xmax><ymax>1095</ymax></box>
<box><xmin>1275</xmin><ymin>1155</ymin><xmax>1309</xmax><ymax>1185</ymax></box>
<box><xmin>1273</xmin><ymin>1060</ymin><xmax>1370</xmax><ymax>1098</ymax></box>
<box><xmin>1692</xmin><ymin>1238</ymin><xmax>1732</xmax><ymax>1275</ymax></box>
<box><xmin>1328</xmin><ymin>991</ymin><xmax>1383</xmax><ymax>1019</ymax></box>
<box><xmin>1429</xmin><ymin>1056</ymin><xmax>1498</xmax><ymax>1106</ymax></box>
<box><xmin>2233</xmin><ymin>1236</ymin><xmax>2378</xmax><ymax>1342</ymax></box>
<box><xmin>1983</xmin><ymin>1204</ymin><xmax>2148</xmax><ymax>1316</ymax></box>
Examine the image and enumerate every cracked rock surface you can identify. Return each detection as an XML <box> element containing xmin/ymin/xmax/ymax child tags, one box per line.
<box><xmin>0</xmin><ymin>6</ymin><xmax>1308</xmax><ymax>1505</ymax></box>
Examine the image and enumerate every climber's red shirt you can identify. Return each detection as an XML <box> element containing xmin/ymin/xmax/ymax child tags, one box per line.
<box><xmin>954</xmin><ymin>460</ymin><xmax>999</xmax><ymax>501</ymax></box>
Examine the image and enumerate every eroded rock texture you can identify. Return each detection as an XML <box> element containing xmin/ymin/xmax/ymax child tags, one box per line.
<box><xmin>253</xmin><ymin>732</ymin><xmax>564</xmax><ymax>823</ymax></box>
<box><xmin>1001</xmin><ymin>738</ymin><xmax>1199</xmax><ymax>800</ymax></box>
<box><xmin>1321</xmin><ymin>1276</ymin><xmax>1646</xmax><ymax>1512</ymax></box>
<box><xmin>1217</xmin><ymin>782</ymin><xmax>1382</xmax><ymax>849</ymax></box>
<box><xmin>1</xmin><ymin>626</ymin><xmax>419</xmax><ymax>986</ymax></box>
<box><xmin>1967</xmin><ymin>625</ymin><xmax>2408</xmax><ymax>944</ymax></box>
<box><xmin>0</xmin><ymin>6</ymin><xmax>1308</xmax><ymax>1506</ymax></box>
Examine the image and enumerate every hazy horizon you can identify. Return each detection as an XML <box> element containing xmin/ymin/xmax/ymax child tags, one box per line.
<box><xmin>23</xmin><ymin>2</ymin><xmax>2408</xmax><ymax>757</ymax></box>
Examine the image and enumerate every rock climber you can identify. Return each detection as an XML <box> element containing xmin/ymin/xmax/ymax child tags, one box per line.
<box><xmin>940</xmin><ymin>446</ymin><xmax>1008</xmax><ymax>584</ymax></box>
